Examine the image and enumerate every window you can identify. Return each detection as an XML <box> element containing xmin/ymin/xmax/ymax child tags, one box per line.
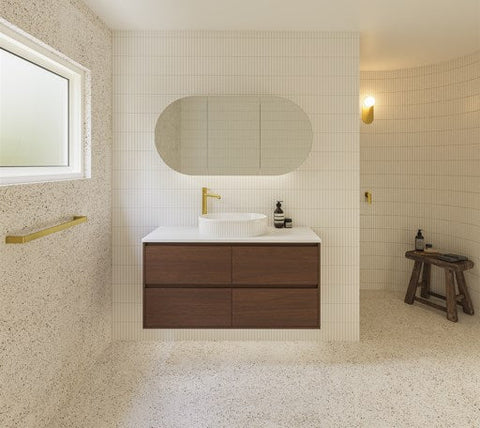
<box><xmin>0</xmin><ymin>19</ymin><xmax>90</xmax><ymax>185</ymax></box>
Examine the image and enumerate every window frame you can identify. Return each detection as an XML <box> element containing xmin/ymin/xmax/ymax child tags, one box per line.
<box><xmin>0</xmin><ymin>18</ymin><xmax>91</xmax><ymax>186</ymax></box>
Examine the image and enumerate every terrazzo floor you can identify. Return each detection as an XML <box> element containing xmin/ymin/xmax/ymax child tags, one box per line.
<box><xmin>51</xmin><ymin>291</ymin><xmax>480</xmax><ymax>427</ymax></box>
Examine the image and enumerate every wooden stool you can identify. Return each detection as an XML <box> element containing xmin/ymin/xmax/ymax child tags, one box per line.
<box><xmin>404</xmin><ymin>251</ymin><xmax>475</xmax><ymax>322</ymax></box>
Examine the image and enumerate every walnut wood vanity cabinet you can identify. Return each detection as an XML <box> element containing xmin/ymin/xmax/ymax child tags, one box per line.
<box><xmin>143</xmin><ymin>239</ymin><xmax>320</xmax><ymax>329</ymax></box>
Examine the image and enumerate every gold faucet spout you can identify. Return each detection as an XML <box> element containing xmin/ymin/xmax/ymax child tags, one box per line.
<box><xmin>202</xmin><ymin>187</ymin><xmax>221</xmax><ymax>215</ymax></box>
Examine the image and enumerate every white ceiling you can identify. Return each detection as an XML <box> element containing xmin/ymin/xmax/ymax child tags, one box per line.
<box><xmin>84</xmin><ymin>0</ymin><xmax>480</xmax><ymax>70</ymax></box>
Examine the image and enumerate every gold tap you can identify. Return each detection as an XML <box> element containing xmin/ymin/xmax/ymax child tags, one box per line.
<box><xmin>202</xmin><ymin>187</ymin><xmax>221</xmax><ymax>215</ymax></box>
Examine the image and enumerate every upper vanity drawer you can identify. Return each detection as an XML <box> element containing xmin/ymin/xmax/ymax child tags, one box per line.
<box><xmin>144</xmin><ymin>244</ymin><xmax>231</xmax><ymax>285</ymax></box>
<box><xmin>232</xmin><ymin>245</ymin><xmax>319</xmax><ymax>286</ymax></box>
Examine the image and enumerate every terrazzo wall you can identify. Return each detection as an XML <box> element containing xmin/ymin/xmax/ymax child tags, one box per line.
<box><xmin>0</xmin><ymin>1</ymin><xmax>112</xmax><ymax>426</ymax></box>
<box><xmin>113</xmin><ymin>31</ymin><xmax>360</xmax><ymax>341</ymax></box>
<box><xmin>360</xmin><ymin>51</ymin><xmax>480</xmax><ymax>312</ymax></box>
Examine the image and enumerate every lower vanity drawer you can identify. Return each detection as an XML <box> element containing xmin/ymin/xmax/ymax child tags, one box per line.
<box><xmin>232</xmin><ymin>288</ymin><xmax>319</xmax><ymax>328</ymax></box>
<box><xmin>144</xmin><ymin>288</ymin><xmax>231</xmax><ymax>328</ymax></box>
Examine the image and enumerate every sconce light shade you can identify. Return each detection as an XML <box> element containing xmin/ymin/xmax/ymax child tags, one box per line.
<box><xmin>362</xmin><ymin>96</ymin><xmax>375</xmax><ymax>124</ymax></box>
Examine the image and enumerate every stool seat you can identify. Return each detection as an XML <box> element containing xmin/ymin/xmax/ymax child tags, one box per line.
<box><xmin>404</xmin><ymin>250</ymin><xmax>475</xmax><ymax>322</ymax></box>
<box><xmin>405</xmin><ymin>251</ymin><xmax>474</xmax><ymax>271</ymax></box>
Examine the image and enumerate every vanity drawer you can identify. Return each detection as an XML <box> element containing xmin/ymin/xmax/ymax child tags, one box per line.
<box><xmin>144</xmin><ymin>244</ymin><xmax>231</xmax><ymax>285</ymax></box>
<box><xmin>232</xmin><ymin>245</ymin><xmax>319</xmax><ymax>286</ymax></box>
<box><xmin>144</xmin><ymin>288</ymin><xmax>231</xmax><ymax>328</ymax></box>
<box><xmin>232</xmin><ymin>288</ymin><xmax>319</xmax><ymax>328</ymax></box>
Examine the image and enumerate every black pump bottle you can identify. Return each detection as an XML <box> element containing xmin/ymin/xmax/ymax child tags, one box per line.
<box><xmin>274</xmin><ymin>201</ymin><xmax>285</xmax><ymax>228</ymax></box>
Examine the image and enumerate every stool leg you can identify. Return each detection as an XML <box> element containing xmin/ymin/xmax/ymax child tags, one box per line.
<box><xmin>405</xmin><ymin>261</ymin><xmax>422</xmax><ymax>304</ymax></box>
<box><xmin>420</xmin><ymin>263</ymin><xmax>431</xmax><ymax>298</ymax></box>
<box><xmin>455</xmin><ymin>271</ymin><xmax>474</xmax><ymax>315</ymax></box>
<box><xmin>445</xmin><ymin>269</ymin><xmax>458</xmax><ymax>322</ymax></box>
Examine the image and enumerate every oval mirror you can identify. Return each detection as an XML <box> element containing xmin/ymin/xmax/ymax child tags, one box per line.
<box><xmin>155</xmin><ymin>96</ymin><xmax>312</xmax><ymax>175</ymax></box>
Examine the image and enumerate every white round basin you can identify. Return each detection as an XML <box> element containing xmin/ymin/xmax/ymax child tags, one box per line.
<box><xmin>198</xmin><ymin>213</ymin><xmax>267</xmax><ymax>237</ymax></box>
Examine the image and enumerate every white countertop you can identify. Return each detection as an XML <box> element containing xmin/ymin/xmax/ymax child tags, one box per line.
<box><xmin>142</xmin><ymin>226</ymin><xmax>321</xmax><ymax>244</ymax></box>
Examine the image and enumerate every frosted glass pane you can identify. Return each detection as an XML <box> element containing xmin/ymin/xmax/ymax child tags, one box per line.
<box><xmin>0</xmin><ymin>48</ymin><xmax>68</xmax><ymax>167</ymax></box>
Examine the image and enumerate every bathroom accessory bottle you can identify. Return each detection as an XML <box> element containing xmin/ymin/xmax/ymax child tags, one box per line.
<box><xmin>274</xmin><ymin>201</ymin><xmax>285</xmax><ymax>228</ymax></box>
<box><xmin>415</xmin><ymin>229</ymin><xmax>425</xmax><ymax>251</ymax></box>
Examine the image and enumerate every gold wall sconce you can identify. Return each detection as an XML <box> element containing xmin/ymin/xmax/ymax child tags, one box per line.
<box><xmin>362</xmin><ymin>96</ymin><xmax>375</xmax><ymax>124</ymax></box>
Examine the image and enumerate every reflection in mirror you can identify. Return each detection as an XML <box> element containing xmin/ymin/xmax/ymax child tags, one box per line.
<box><xmin>155</xmin><ymin>96</ymin><xmax>312</xmax><ymax>176</ymax></box>
<box><xmin>208</xmin><ymin>97</ymin><xmax>259</xmax><ymax>174</ymax></box>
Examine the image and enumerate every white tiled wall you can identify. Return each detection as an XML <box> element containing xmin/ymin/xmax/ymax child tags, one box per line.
<box><xmin>113</xmin><ymin>31</ymin><xmax>360</xmax><ymax>341</ymax></box>
<box><xmin>360</xmin><ymin>51</ymin><xmax>480</xmax><ymax>313</ymax></box>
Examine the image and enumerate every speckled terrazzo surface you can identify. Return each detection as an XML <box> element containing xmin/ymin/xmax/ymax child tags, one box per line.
<box><xmin>51</xmin><ymin>291</ymin><xmax>480</xmax><ymax>428</ymax></box>
<box><xmin>0</xmin><ymin>1</ymin><xmax>112</xmax><ymax>427</ymax></box>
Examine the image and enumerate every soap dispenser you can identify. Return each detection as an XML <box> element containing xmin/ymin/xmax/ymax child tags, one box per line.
<box><xmin>415</xmin><ymin>229</ymin><xmax>425</xmax><ymax>251</ymax></box>
<box><xmin>274</xmin><ymin>201</ymin><xmax>285</xmax><ymax>228</ymax></box>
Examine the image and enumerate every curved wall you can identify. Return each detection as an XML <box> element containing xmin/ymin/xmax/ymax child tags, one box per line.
<box><xmin>360</xmin><ymin>51</ymin><xmax>480</xmax><ymax>312</ymax></box>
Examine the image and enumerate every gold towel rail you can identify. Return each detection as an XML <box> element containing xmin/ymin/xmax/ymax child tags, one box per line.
<box><xmin>5</xmin><ymin>216</ymin><xmax>87</xmax><ymax>244</ymax></box>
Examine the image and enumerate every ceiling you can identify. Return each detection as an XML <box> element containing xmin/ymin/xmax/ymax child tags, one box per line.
<box><xmin>83</xmin><ymin>0</ymin><xmax>480</xmax><ymax>70</ymax></box>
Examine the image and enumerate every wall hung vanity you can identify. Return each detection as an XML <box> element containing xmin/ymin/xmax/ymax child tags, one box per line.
<box><xmin>142</xmin><ymin>227</ymin><xmax>321</xmax><ymax>329</ymax></box>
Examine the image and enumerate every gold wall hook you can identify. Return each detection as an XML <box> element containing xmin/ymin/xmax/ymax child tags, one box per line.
<box><xmin>365</xmin><ymin>191</ymin><xmax>372</xmax><ymax>204</ymax></box>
